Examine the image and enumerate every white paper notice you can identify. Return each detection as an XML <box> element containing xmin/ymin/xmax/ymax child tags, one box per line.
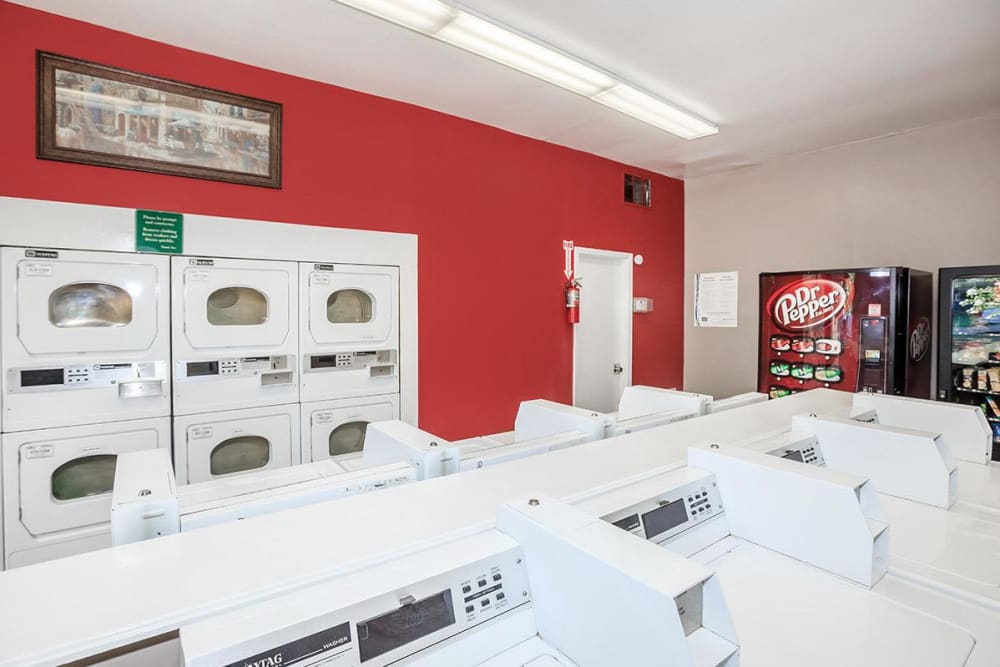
<box><xmin>694</xmin><ymin>272</ymin><xmax>739</xmax><ymax>327</ymax></box>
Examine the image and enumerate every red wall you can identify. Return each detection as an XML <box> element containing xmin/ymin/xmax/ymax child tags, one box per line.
<box><xmin>0</xmin><ymin>2</ymin><xmax>684</xmax><ymax>439</ymax></box>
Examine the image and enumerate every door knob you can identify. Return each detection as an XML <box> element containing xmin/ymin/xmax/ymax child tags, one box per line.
<box><xmin>613</xmin><ymin>364</ymin><xmax>623</xmax><ymax>375</ymax></box>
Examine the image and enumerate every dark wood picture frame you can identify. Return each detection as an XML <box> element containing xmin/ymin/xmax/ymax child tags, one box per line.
<box><xmin>37</xmin><ymin>51</ymin><xmax>282</xmax><ymax>188</ymax></box>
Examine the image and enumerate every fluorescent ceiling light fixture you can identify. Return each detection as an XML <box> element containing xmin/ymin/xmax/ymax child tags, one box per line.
<box><xmin>593</xmin><ymin>84</ymin><xmax>717</xmax><ymax>139</ymax></box>
<box><xmin>437</xmin><ymin>13</ymin><xmax>616</xmax><ymax>96</ymax></box>
<box><xmin>338</xmin><ymin>0</ymin><xmax>457</xmax><ymax>33</ymax></box>
<box><xmin>335</xmin><ymin>0</ymin><xmax>718</xmax><ymax>140</ymax></box>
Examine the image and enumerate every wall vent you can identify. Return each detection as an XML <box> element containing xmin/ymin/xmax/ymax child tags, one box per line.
<box><xmin>624</xmin><ymin>173</ymin><xmax>651</xmax><ymax>207</ymax></box>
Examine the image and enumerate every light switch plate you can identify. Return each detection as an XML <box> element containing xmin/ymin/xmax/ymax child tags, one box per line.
<box><xmin>633</xmin><ymin>297</ymin><xmax>654</xmax><ymax>313</ymax></box>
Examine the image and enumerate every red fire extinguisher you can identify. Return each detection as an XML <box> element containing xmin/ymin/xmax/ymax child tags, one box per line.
<box><xmin>566</xmin><ymin>278</ymin><xmax>581</xmax><ymax>324</ymax></box>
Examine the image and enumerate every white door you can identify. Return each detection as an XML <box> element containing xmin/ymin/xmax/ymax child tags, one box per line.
<box><xmin>17</xmin><ymin>428</ymin><xmax>161</xmax><ymax>534</ymax></box>
<box><xmin>175</xmin><ymin>257</ymin><xmax>295</xmax><ymax>351</ymax></box>
<box><xmin>303</xmin><ymin>395</ymin><xmax>400</xmax><ymax>463</ymax></box>
<box><xmin>572</xmin><ymin>248</ymin><xmax>633</xmax><ymax>413</ymax></box>
<box><xmin>8</xmin><ymin>248</ymin><xmax>163</xmax><ymax>355</ymax></box>
<box><xmin>3</xmin><ymin>418</ymin><xmax>170</xmax><ymax>569</ymax></box>
<box><xmin>304</xmin><ymin>264</ymin><xmax>397</xmax><ymax>348</ymax></box>
<box><xmin>177</xmin><ymin>407</ymin><xmax>299</xmax><ymax>484</ymax></box>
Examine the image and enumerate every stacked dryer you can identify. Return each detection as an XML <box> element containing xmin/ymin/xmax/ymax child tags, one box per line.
<box><xmin>0</xmin><ymin>247</ymin><xmax>172</xmax><ymax>568</ymax></box>
<box><xmin>298</xmin><ymin>263</ymin><xmax>400</xmax><ymax>466</ymax></box>
<box><xmin>171</xmin><ymin>256</ymin><xmax>300</xmax><ymax>485</ymax></box>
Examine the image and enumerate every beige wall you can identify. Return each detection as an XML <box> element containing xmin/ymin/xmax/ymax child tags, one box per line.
<box><xmin>684</xmin><ymin>113</ymin><xmax>1000</xmax><ymax>397</ymax></box>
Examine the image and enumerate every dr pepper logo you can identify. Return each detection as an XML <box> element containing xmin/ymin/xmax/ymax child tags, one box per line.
<box><xmin>769</xmin><ymin>279</ymin><xmax>848</xmax><ymax>330</ymax></box>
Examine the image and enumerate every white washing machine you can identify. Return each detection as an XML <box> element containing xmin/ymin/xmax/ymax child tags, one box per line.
<box><xmin>299</xmin><ymin>262</ymin><xmax>399</xmax><ymax>402</ymax></box>
<box><xmin>180</xmin><ymin>498</ymin><xmax>734</xmax><ymax>667</ymax></box>
<box><xmin>1</xmin><ymin>247</ymin><xmax>170</xmax><ymax>431</ymax></box>
<box><xmin>300</xmin><ymin>395</ymin><xmax>400</xmax><ymax>464</ymax></box>
<box><xmin>172</xmin><ymin>256</ymin><xmax>298</xmax><ymax>414</ymax></box>
<box><xmin>1</xmin><ymin>416</ymin><xmax>170</xmax><ymax>569</ymax></box>
<box><xmin>173</xmin><ymin>404</ymin><xmax>301</xmax><ymax>484</ymax></box>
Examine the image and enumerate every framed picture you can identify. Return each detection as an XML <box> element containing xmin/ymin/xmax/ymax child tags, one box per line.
<box><xmin>37</xmin><ymin>51</ymin><xmax>282</xmax><ymax>188</ymax></box>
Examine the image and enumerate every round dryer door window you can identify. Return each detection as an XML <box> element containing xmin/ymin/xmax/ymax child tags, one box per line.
<box><xmin>210</xmin><ymin>436</ymin><xmax>271</xmax><ymax>476</ymax></box>
<box><xmin>48</xmin><ymin>283</ymin><xmax>133</xmax><ymax>328</ymax></box>
<box><xmin>327</xmin><ymin>289</ymin><xmax>372</xmax><ymax>324</ymax></box>
<box><xmin>329</xmin><ymin>421</ymin><xmax>369</xmax><ymax>457</ymax></box>
<box><xmin>51</xmin><ymin>454</ymin><xmax>117</xmax><ymax>500</ymax></box>
<box><xmin>207</xmin><ymin>287</ymin><xmax>269</xmax><ymax>326</ymax></box>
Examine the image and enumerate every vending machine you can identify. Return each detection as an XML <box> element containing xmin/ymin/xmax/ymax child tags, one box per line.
<box><xmin>758</xmin><ymin>267</ymin><xmax>932</xmax><ymax>399</ymax></box>
<box><xmin>937</xmin><ymin>265</ymin><xmax>1000</xmax><ymax>460</ymax></box>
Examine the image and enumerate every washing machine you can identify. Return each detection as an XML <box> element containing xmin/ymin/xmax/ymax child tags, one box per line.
<box><xmin>173</xmin><ymin>404</ymin><xmax>301</xmax><ymax>484</ymax></box>
<box><xmin>172</xmin><ymin>256</ymin><xmax>298</xmax><ymax>415</ymax></box>
<box><xmin>299</xmin><ymin>262</ymin><xmax>399</xmax><ymax>402</ymax></box>
<box><xmin>300</xmin><ymin>394</ymin><xmax>400</xmax><ymax>464</ymax></box>
<box><xmin>1</xmin><ymin>247</ymin><xmax>170</xmax><ymax>432</ymax></box>
<box><xmin>574</xmin><ymin>459</ymin><xmax>995</xmax><ymax>667</ymax></box>
<box><xmin>180</xmin><ymin>497</ymin><xmax>736</xmax><ymax>667</ymax></box>
<box><xmin>1</xmin><ymin>416</ymin><xmax>170</xmax><ymax>569</ymax></box>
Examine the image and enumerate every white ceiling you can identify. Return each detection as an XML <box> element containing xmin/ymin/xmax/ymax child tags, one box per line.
<box><xmin>15</xmin><ymin>0</ymin><xmax>1000</xmax><ymax>177</ymax></box>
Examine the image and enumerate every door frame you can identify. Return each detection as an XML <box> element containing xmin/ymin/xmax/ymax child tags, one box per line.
<box><xmin>572</xmin><ymin>246</ymin><xmax>634</xmax><ymax>409</ymax></box>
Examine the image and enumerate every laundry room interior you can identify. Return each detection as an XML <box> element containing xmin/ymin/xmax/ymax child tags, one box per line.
<box><xmin>0</xmin><ymin>2</ymin><xmax>998</xmax><ymax>666</ymax></box>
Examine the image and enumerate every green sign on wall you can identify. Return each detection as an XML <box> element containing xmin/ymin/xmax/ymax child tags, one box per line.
<box><xmin>135</xmin><ymin>209</ymin><xmax>184</xmax><ymax>254</ymax></box>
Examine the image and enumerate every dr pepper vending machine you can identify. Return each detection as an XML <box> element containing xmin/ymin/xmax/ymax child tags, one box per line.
<box><xmin>937</xmin><ymin>265</ymin><xmax>1000</xmax><ymax>460</ymax></box>
<box><xmin>758</xmin><ymin>267</ymin><xmax>932</xmax><ymax>399</ymax></box>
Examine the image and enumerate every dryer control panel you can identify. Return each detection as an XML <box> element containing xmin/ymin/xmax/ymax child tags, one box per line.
<box><xmin>601</xmin><ymin>477</ymin><xmax>723</xmax><ymax>545</ymax></box>
<box><xmin>306</xmin><ymin>349</ymin><xmax>397</xmax><ymax>377</ymax></box>
<box><xmin>7</xmin><ymin>361</ymin><xmax>167</xmax><ymax>396</ymax></box>
<box><xmin>176</xmin><ymin>355</ymin><xmax>295</xmax><ymax>385</ymax></box>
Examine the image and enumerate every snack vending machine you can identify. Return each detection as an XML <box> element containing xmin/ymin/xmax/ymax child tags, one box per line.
<box><xmin>758</xmin><ymin>267</ymin><xmax>932</xmax><ymax>400</ymax></box>
<box><xmin>938</xmin><ymin>265</ymin><xmax>1000</xmax><ymax>460</ymax></box>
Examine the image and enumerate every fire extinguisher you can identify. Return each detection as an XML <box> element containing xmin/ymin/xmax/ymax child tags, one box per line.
<box><xmin>566</xmin><ymin>278</ymin><xmax>581</xmax><ymax>324</ymax></box>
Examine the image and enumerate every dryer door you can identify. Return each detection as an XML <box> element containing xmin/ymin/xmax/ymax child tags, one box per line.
<box><xmin>18</xmin><ymin>427</ymin><xmax>162</xmax><ymax>535</ymax></box>
<box><xmin>184</xmin><ymin>412</ymin><xmax>295</xmax><ymax>483</ymax></box>
<box><xmin>306</xmin><ymin>266</ymin><xmax>396</xmax><ymax>347</ymax></box>
<box><xmin>181</xmin><ymin>261</ymin><xmax>293</xmax><ymax>350</ymax></box>
<box><xmin>13</xmin><ymin>251</ymin><xmax>162</xmax><ymax>355</ymax></box>
<box><xmin>307</xmin><ymin>396</ymin><xmax>398</xmax><ymax>462</ymax></box>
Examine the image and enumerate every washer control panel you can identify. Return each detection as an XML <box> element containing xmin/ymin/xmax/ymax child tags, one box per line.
<box><xmin>9</xmin><ymin>361</ymin><xmax>167</xmax><ymax>394</ymax></box>
<box><xmin>602</xmin><ymin>477</ymin><xmax>723</xmax><ymax>545</ymax></box>
<box><xmin>768</xmin><ymin>442</ymin><xmax>826</xmax><ymax>467</ymax></box>
<box><xmin>181</xmin><ymin>543</ymin><xmax>531</xmax><ymax>667</ymax></box>
<box><xmin>459</xmin><ymin>565</ymin><xmax>513</xmax><ymax>619</ymax></box>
